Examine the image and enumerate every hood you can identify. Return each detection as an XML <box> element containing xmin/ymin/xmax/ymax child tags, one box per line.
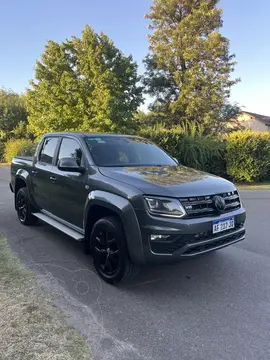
<box><xmin>99</xmin><ymin>165</ymin><xmax>236</xmax><ymax>197</ymax></box>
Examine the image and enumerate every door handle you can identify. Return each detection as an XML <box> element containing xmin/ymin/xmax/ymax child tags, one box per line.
<box><xmin>32</xmin><ymin>170</ymin><xmax>38</xmax><ymax>176</ymax></box>
<box><xmin>49</xmin><ymin>176</ymin><xmax>57</xmax><ymax>183</ymax></box>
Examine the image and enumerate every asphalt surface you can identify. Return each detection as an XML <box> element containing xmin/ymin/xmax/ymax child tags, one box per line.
<box><xmin>1</xmin><ymin>166</ymin><xmax>270</xmax><ymax>360</ymax></box>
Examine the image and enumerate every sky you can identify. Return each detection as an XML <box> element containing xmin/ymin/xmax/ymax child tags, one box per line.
<box><xmin>1</xmin><ymin>0</ymin><xmax>270</xmax><ymax>115</ymax></box>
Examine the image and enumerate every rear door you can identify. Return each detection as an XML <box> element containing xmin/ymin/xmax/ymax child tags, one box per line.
<box><xmin>47</xmin><ymin>136</ymin><xmax>88</xmax><ymax>229</ymax></box>
<box><xmin>32</xmin><ymin>136</ymin><xmax>60</xmax><ymax>211</ymax></box>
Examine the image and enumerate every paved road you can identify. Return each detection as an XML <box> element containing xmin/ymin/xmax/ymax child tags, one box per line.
<box><xmin>1</xmin><ymin>166</ymin><xmax>270</xmax><ymax>360</ymax></box>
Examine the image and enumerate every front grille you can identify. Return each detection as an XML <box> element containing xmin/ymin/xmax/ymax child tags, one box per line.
<box><xmin>150</xmin><ymin>223</ymin><xmax>245</xmax><ymax>255</ymax></box>
<box><xmin>180</xmin><ymin>191</ymin><xmax>241</xmax><ymax>218</ymax></box>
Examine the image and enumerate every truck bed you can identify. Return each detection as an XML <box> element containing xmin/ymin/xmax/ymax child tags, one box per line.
<box><xmin>13</xmin><ymin>156</ymin><xmax>33</xmax><ymax>162</ymax></box>
<box><xmin>12</xmin><ymin>156</ymin><xmax>34</xmax><ymax>168</ymax></box>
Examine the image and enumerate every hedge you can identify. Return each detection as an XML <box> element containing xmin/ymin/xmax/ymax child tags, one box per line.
<box><xmin>140</xmin><ymin>127</ymin><xmax>227</xmax><ymax>177</ymax></box>
<box><xmin>140</xmin><ymin>128</ymin><xmax>270</xmax><ymax>182</ymax></box>
<box><xmin>226</xmin><ymin>130</ymin><xmax>270</xmax><ymax>183</ymax></box>
<box><xmin>4</xmin><ymin>139</ymin><xmax>37</xmax><ymax>163</ymax></box>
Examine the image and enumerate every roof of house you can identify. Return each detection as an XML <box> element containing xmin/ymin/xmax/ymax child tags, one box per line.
<box><xmin>243</xmin><ymin>111</ymin><xmax>270</xmax><ymax>126</ymax></box>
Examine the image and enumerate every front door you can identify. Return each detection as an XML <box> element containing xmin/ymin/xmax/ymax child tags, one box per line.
<box><xmin>47</xmin><ymin>136</ymin><xmax>88</xmax><ymax>229</ymax></box>
<box><xmin>32</xmin><ymin>136</ymin><xmax>60</xmax><ymax>211</ymax></box>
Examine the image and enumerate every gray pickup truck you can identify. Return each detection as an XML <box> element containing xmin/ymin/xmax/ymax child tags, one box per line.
<box><xmin>10</xmin><ymin>132</ymin><xmax>246</xmax><ymax>284</ymax></box>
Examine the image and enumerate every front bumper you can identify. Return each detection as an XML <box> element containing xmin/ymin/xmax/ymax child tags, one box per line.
<box><xmin>135</xmin><ymin>207</ymin><xmax>246</xmax><ymax>264</ymax></box>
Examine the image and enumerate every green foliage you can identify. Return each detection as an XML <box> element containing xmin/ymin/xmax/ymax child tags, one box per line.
<box><xmin>144</xmin><ymin>0</ymin><xmax>239</xmax><ymax>131</ymax></box>
<box><xmin>26</xmin><ymin>25</ymin><xmax>143</xmax><ymax>139</ymax></box>
<box><xmin>11</xmin><ymin>121</ymin><xmax>29</xmax><ymax>139</ymax></box>
<box><xmin>4</xmin><ymin>139</ymin><xmax>36</xmax><ymax>163</ymax></box>
<box><xmin>134</xmin><ymin>110</ymin><xmax>155</xmax><ymax>128</ymax></box>
<box><xmin>142</xmin><ymin>128</ymin><xmax>270</xmax><ymax>182</ymax></box>
<box><xmin>0</xmin><ymin>89</ymin><xmax>28</xmax><ymax>141</ymax></box>
<box><xmin>226</xmin><ymin>131</ymin><xmax>270</xmax><ymax>183</ymax></box>
<box><xmin>140</xmin><ymin>127</ymin><xmax>226</xmax><ymax>176</ymax></box>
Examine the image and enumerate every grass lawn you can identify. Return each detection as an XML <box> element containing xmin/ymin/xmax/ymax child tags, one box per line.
<box><xmin>237</xmin><ymin>181</ymin><xmax>270</xmax><ymax>190</ymax></box>
<box><xmin>0</xmin><ymin>235</ymin><xmax>91</xmax><ymax>360</ymax></box>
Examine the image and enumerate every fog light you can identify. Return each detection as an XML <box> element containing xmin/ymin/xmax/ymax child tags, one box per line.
<box><xmin>150</xmin><ymin>234</ymin><xmax>170</xmax><ymax>241</ymax></box>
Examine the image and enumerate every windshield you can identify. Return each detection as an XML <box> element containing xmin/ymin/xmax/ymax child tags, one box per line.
<box><xmin>85</xmin><ymin>136</ymin><xmax>177</xmax><ymax>167</ymax></box>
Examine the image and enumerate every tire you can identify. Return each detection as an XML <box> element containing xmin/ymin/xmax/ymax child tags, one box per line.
<box><xmin>90</xmin><ymin>216</ymin><xmax>140</xmax><ymax>284</ymax></box>
<box><xmin>16</xmin><ymin>187</ymin><xmax>38</xmax><ymax>226</ymax></box>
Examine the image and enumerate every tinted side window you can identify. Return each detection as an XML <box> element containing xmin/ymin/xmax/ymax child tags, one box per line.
<box><xmin>39</xmin><ymin>137</ymin><xmax>59</xmax><ymax>164</ymax></box>
<box><xmin>58</xmin><ymin>138</ymin><xmax>82</xmax><ymax>166</ymax></box>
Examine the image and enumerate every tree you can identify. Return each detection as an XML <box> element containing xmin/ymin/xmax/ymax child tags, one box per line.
<box><xmin>144</xmin><ymin>0</ymin><xmax>239</xmax><ymax>131</ymax></box>
<box><xmin>0</xmin><ymin>89</ymin><xmax>28</xmax><ymax>140</ymax></box>
<box><xmin>213</xmin><ymin>102</ymin><xmax>243</xmax><ymax>134</ymax></box>
<box><xmin>134</xmin><ymin>110</ymin><xmax>162</xmax><ymax>127</ymax></box>
<box><xmin>26</xmin><ymin>25</ymin><xmax>143</xmax><ymax>139</ymax></box>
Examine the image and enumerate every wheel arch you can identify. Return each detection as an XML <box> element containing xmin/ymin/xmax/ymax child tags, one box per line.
<box><xmin>85</xmin><ymin>205</ymin><xmax>122</xmax><ymax>238</ymax></box>
<box><xmin>14</xmin><ymin>170</ymin><xmax>35</xmax><ymax>210</ymax></box>
<box><xmin>15</xmin><ymin>176</ymin><xmax>27</xmax><ymax>194</ymax></box>
<box><xmin>84</xmin><ymin>191</ymin><xmax>145</xmax><ymax>265</ymax></box>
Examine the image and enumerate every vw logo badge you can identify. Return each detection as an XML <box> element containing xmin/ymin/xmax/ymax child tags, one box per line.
<box><xmin>213</xmin><ymin>195</ymin><xmax>226</xmax><ymax>212</ymax></box>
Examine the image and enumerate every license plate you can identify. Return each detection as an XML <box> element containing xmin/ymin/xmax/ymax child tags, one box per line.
<box><xmin>213</xmin><ymin>217</ymin><xmax>235</xmax><ymax>234</ymax></box>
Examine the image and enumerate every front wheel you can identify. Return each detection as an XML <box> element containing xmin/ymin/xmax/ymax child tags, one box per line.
<box><xmin>90</xmin><ymin>216</ymin><xmax>140</xmax><ymax>284</ymax></box>
<box><xmin>16</xmin><ymin>187</ymin><xmax>38</xmax><ymax>226</ymax></box>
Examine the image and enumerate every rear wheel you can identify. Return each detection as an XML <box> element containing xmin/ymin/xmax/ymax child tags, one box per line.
<box><xmin>16</xmin><ymin>187</ymin><xmax>38</xmax><ymax>225</ymax></box>
<box><xmin>90</xmin><ymin>216</ymin><xmax>140</xmax><ymax>284</ymax></box>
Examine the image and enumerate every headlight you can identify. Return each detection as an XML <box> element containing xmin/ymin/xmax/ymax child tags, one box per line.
<box><xmin>236</xmin><ymin>189</ymin><xmax>244</xmax><ymax>208</ymax></box>
<box><xmin>144</xmin><ymin>196</ymin><xmax>186</xmax><ymax>218</ymax></box>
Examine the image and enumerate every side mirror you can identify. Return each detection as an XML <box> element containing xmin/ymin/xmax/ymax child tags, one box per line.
<box><xmin>58</xmin><ymin>157</ymin><xmax>85</xmax><ymax>173</ymax></box>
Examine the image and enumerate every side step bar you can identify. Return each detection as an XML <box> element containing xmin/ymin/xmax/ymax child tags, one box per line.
<box><xmin>33</xmin><ymin>212</ymin><xmax>84</xmax><ymax>241</ymax></box>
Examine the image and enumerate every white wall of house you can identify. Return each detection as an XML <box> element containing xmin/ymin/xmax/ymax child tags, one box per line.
<box><xmin>238</xmin><ymin>113</ymin><xmax>270</xmax><ymax>132</ymax></box>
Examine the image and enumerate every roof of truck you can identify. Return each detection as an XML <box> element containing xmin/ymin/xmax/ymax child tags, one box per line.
<box><xmin>43</xmin><ymin>132</ymin><xmax>141</xmax><ymax>138</ymax></box>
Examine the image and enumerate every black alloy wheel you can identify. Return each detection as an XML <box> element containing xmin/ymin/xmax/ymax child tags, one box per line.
<box><xmin>95</xmin><ymin>228</ymin><xmax>120</xmax><ymax>277</ymax></box>
<box><xmin>91</xmin><ymin>217</ymin><xmax>139</xmax><ymax>284</ymax></box>
<box><xmin>17</xmin><ymin>189</ymin><xmax>27</xmax><ymax>223</ymax></box>
<box><xmin>16</xmin><ymin>187</ymin><xmax>38</xmax><ymax>225</ymax></box>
